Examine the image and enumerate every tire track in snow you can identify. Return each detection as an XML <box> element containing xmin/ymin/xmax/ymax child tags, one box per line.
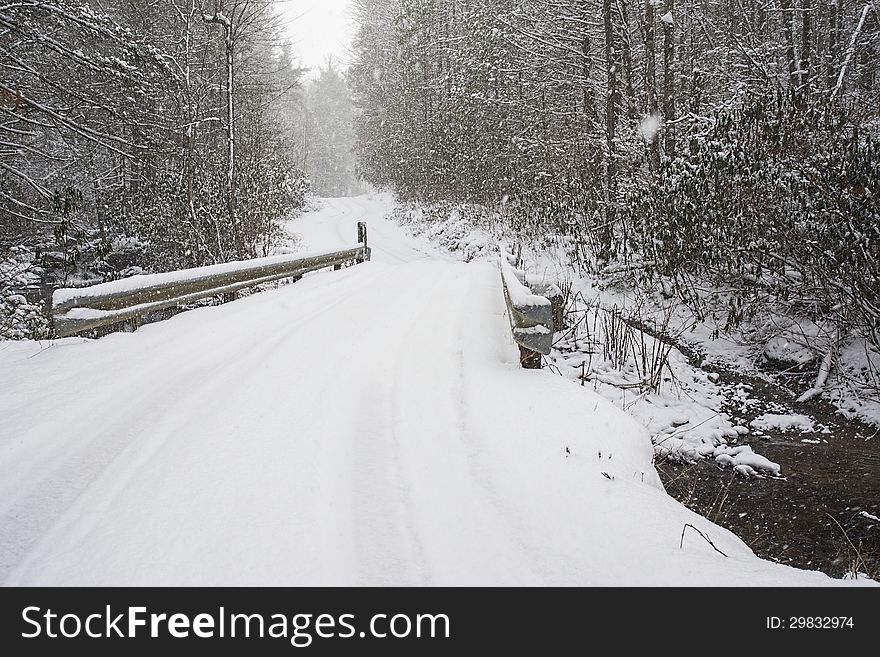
<box><xmin>384</xmin><ymin>263</ymin><xmax>545</xmax><ymax>584</ymax></box>
<box><xmin>374</xmin><ymin>266</ymin><xmax>470</xmax><ymax>585</ymax></box>
<box><xmin>1</xmin><ymin>266</ymin><xmax>386</xmax><ymax>584</ymax></box>
<box><xmin>451</xmin><ymin>268</ymin><xmax>567</xmax><ymax>584</ymax></box>
<box><xmin>309</xmin><ymin>263</ymin><xmax>455</xmax><ymax>585</ymax></box>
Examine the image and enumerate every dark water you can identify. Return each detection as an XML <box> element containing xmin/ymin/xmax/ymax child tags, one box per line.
<box><xmin>658</xmin><ymin>366</ymin><xmax>880</xmax><ymax>581</ymax></box>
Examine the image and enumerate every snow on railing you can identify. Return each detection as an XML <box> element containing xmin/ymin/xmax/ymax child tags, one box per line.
<box><xmin>51</xmin><ymin>223</ymin><xmax>371</xmax><ymax>338</ymax></box>
<box><xmin>498</xmin><ymin>248</ymin><xmax>555</xmax><ymax>367</ymax></box>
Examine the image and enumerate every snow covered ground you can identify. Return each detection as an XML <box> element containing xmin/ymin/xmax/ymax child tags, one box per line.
<box><xmin>387</xmin><ymin>203</ymin><xmax>788</xmax><ymax>477</ymax></box>
<box><xmin>0</xmin><ymin>195</ymin><xmax>872</xmax><ymax>586</ymax></box>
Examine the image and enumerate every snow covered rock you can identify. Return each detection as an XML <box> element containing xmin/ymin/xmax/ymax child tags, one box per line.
<box><xmin>764</xmin><ymin>336</ymin><xmax>815</xmax><ymax>368</ymax></box>
<box><xmin>750</xmin><ymin>413</ymin><xmax>815</xmax><ymax>434</ymax></box>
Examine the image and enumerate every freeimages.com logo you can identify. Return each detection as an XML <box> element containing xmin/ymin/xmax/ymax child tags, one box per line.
<box><xmin>21</xmin><ymin>605</ymin><xmax>451</xmax><ymax>647</ymax></box>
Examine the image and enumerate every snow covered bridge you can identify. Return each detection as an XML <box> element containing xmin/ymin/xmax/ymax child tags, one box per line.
<box><xmin>0</xmin><ymin>197</ymin><xmax>865</xmax><ymax>586</ymax></box>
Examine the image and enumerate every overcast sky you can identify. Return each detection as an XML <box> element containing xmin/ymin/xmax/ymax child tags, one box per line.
<box><xmin>279</xmin><ymin>0</ymin><xmax>356</xmax><ymax>76</ymax></box>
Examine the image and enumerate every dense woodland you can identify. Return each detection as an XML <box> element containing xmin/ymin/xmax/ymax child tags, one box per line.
<box><xmin>0</xmin><ymin>0</ymin><xmax>359</xmax><ymax>338</ymax></box>
<box><xmin>2</xmin><ymin>0</ymin><xmax>308</xmax><ymax>267</ymax></box>
<box><xmin>2</xmin><ymin>0</ymin><xmax>879</xmax><ymax>353</ymax></box>
<box><xmin>350</xmin><ymin>0</ymin><xmax>880</xmax><ymax>349</ymax></box>
<box><xmin>297</xmin><ymin>62</ymin><xmax>362</xmax><ymax>197</ymax></box>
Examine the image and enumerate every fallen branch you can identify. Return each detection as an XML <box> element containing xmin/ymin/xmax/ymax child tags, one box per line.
<box><xmin>797</xmin><ymin>328</ymin><xmax>840</xmax><ymax>403</ymax></box>
<box><xmin>831</xmin><ymin>4</ymin><xmax>873</xmax><ymax>100</ymax></box>
<box><xmin>680</xmin><ymin>523</ymin><xmax>729</xmax><ymax>557</ymax></box>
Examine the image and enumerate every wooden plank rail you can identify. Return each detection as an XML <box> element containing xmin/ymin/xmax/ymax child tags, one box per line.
<box><xmin>498</xmin><ymin>249</ymin><xmax>555</xmax><ymax>368</ymax></box>
<box><xmin>51</xmin><ymin>223</ymin><xmax>371</xmax><ymax>338</ymax></box>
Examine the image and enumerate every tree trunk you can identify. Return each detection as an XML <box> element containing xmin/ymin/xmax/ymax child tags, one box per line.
<box><xmin>203</xmin><ymin>4</ymin><xmax>243</xmax><ymax>260</ymax></box>
<box><xmin>827</xmin><ymin>0</ymin><xmax>839</xmax><ymax>89</ymax></box>
<box><xmin>580</xmin><ymin>1</ymin><xmax>596</xmax><ymax>119</ymax></box>
<box><xmin>800</xmin><ymin>0</ymin><xmax>812</xmax><ymax>86</ymax></box>
<box><xmin>781</xmin><ymin>0</ymin><xmax>796</xmax><ymax>84</ymax></box>
<box><xmin>601</xmin><ymin>0</ymin><xmax>618</xmax><ymax>262</ymax></box>
<box><xmin>617</xmin><ymin>0</ymin><xmax>637</xmax><ymax>121</ymax></box>
<box><xmin>661</xmin><ymin>0</ymin><xmax>676</xmax><ymax>159</ymax></box>
<box><xmin>224</xmin><ymin>27</ymin><xmax>242</xmax><ymax>258</ymax></box>
<box><xmin>644</xmin><ymin>0</ymin><xmax>660</xmax><ymax>172</ymax></box>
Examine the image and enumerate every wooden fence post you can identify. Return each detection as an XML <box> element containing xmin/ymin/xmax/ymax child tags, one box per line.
<box><xmin>550</xmin><ymin>294</ymin><xmax>565</xmax><ymax>331</ymax></box>
<box><xmin>519</xmin><ymin>346</ymin><xmax>543</xmax><ymax>369</ymax></box>
<box><xmin>357</xmin><ymin>222</ymin><xmax>371</xmax><ymax>262</ymax></box>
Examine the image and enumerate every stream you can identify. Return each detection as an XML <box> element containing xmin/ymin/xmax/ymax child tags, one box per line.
<box><xmin>657</xmin><ymin>362</ymin><xmax>880</xmax><ymax>581</ymax></box>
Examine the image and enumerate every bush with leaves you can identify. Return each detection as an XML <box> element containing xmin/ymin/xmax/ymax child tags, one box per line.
<box><xmin>0</xmin><ymin>247</ymin><xmax>49</xmax><ymax>340</ymax></box>
<box><xmin>622</xmin><ymin>93</ymin><xmax>880</xmax><ymax>344</ymax></box>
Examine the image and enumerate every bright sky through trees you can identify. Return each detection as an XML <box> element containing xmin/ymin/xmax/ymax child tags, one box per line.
<box><xmin>279</xmin><ymin>0</ymin><xmax>355</xmax><ymax>75</ymax></box>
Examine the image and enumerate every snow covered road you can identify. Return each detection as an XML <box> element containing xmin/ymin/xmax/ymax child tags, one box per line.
<box><xmin>0</xmin><ymin>196</ymin><xmax>868</xmax><ymax>586</ymax></box>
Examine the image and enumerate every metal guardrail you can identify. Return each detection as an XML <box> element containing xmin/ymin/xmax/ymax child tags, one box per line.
<box><xmin>498</xmin><ymin>249</ymin><xmax>555</xmax><ymax>368</ymax></box>
<box><xmin>51</xmin><ymin>222</ymin><xmax>371</xmax><ymax>338</ymax></box>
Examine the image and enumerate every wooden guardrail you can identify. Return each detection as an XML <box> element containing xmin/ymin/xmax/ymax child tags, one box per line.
<box><xmin>499</xmin><ymin>249</ymin><xmax>556</xmax><ymax>369</ymax></box>
<box><xmin>51</xmin><ymin>223</ymin><xmax>371</xmax><ymax>338</ymax></box>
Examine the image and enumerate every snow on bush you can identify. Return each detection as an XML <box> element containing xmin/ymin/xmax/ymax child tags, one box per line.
<box><xmin>0</xmin><ymin>293</ymin><xmax>49</xmax><ymax>341</ymax></box>
<box><xmin>615</xmin><ymin>94</ymin><xmax>880</xmax><ymax>426</ymax></box>
<box><xmin>0</xmin><ymin>248</ymin><xmax>50</xmax><ymax>341</ymax></box>
<box><xmin>389</xmin><ymin>203</ymin><xmax>495</xmax><ymax>262</ymax></box>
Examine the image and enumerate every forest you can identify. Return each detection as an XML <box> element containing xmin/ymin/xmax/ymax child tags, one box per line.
<box><xmin>0</xmin><ymin>0</ymin><xmax>357</xmax><ymax>338</ymax></box>
<box><xmin>350</xmin><ymin>0</ymin><xmax>880</xmax><ymax>365</ymax></box>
